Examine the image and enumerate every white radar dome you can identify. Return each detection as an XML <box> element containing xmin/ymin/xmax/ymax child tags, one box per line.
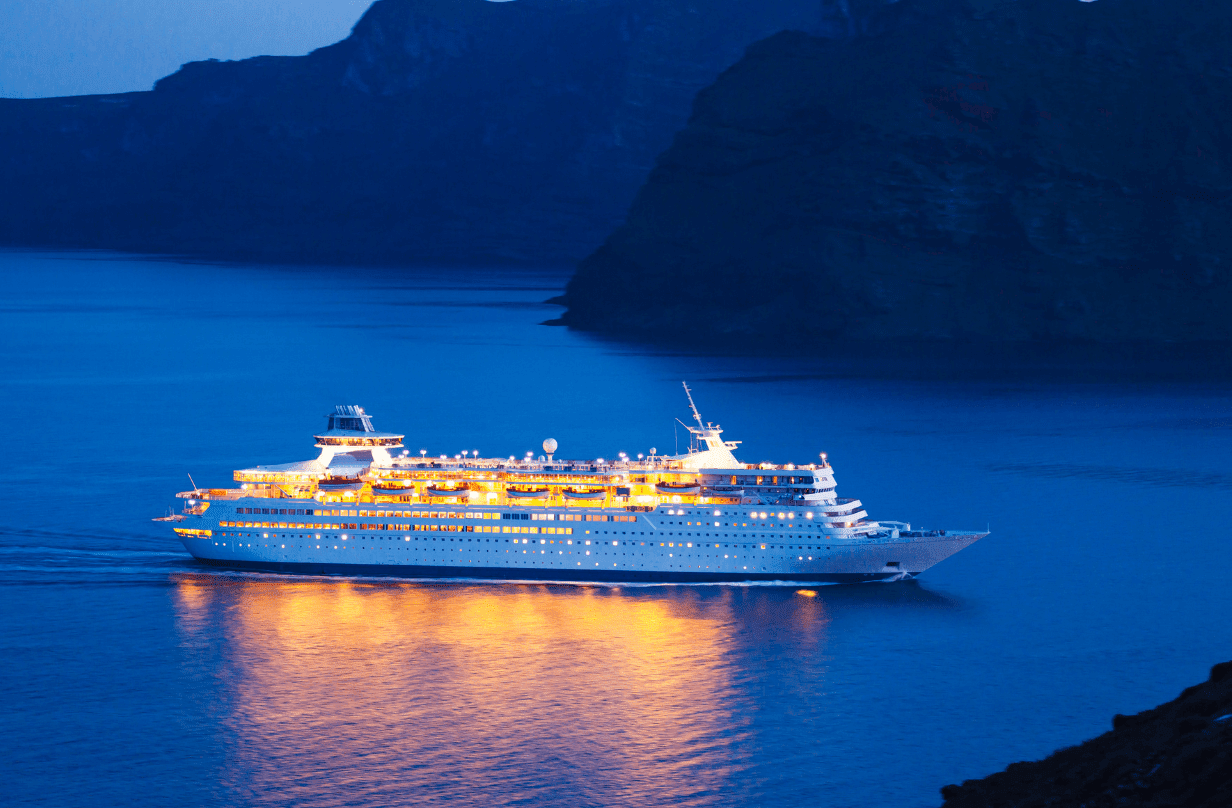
<box><xmin>542</xmin><ymin>438</ymin><xmax>558</xmax><ymax>454</ymax></box>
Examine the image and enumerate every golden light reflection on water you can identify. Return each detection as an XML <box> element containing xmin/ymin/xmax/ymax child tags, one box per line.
<box><xmin>172</xmin><ymin>577</ymin><xmax>830</xmax><ymax>807</ymax></box>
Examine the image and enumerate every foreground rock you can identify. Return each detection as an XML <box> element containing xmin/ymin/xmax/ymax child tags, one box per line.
<box><xmin>940</xmin><ymin>661</ymin><xmax>1232</xmax><ymax>808</ymax></box>
<box><xmin>562</xmin><ymin>0</ymin><xmax>1232</xmax><ymax>349</ymax></box>
<box><xmin>0</xmin><ymin>0</ymin><xmax>860</xmax><ymax>266</ymax></box>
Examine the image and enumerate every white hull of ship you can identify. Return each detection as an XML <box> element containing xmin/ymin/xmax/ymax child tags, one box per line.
<box><xmin>178</xmin><ymin>521</ymin><xmax>983</xmax><ymax>584</ymax></box>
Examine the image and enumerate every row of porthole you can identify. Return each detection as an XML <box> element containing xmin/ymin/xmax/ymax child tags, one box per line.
<box><xmin>214</xmin><ymin>524</ymin><xmax>850</xmax><ymax>552</ymax></box>
<box><xmin>209</xmin><ymin>542</ymin><xmax>788</xmax><ymax>574</ymax></box>
<box><xmin>214</xmin><ymin>540</ymin><xmax>813</xmax><ymax>568</ymax></box>
<box><xmin>214</xmin><ymin>535</ymin><xmax>834</xmax><ymax>553</ymax></box>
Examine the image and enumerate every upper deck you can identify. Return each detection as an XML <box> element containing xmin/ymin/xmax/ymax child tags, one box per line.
<box><xmin>179</xmin><ymin>400</ymin><xmax>865</xmax><ymax>529</ymax></box>
<box><xmin>216</xmin><ymin>455</ymin><xmax>834</xmax><ymax>509</ymax></box>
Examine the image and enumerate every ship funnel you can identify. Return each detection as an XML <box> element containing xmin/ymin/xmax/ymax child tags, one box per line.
<box><xmin>313</xmin><ymin>404</ymin><xmax>404</xmax><ymax>468</ymax></box>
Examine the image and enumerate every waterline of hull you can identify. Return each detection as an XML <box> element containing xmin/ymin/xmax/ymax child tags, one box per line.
<box><xmin>188</xmin><ymin>556</ymin><xmax>911</xmax><ymax>584</ymax></box>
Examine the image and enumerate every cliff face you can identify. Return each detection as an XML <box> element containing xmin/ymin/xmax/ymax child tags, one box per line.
<box><xmin>0</xmin><ymin>0</ymin><xmax>861</xmax><ymax>265</ymax></box>
<box><xmin>562</xmin><ymin>0</ymin><xmax>1232</xmax><ymax>345</ymax></box>
<box><xmin>940</xmin><ymin>661</ymin><xmax>1232</xmax><ymax>808</ymax></box>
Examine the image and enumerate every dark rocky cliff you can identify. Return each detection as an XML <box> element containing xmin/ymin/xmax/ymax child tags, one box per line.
<box><xmin>0</xmin><ymin>0</ymin><xmax>859</xmax><ymax>265</ymax></box>
<box><xmin>940</xmin><ymin>660</ymin><xmax>1232</xmax><ymax>808</ymax></box>
<box><xmin>562</xmin><ymin>0</ymin><xmax>1232</xmax><ymax>347</ymax></box>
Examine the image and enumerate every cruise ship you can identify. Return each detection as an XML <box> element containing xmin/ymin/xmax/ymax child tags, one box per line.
<box><xmin>159</xmin><ymin>387</ymin><xmax>986</xmax><ymax>584</ymax></box>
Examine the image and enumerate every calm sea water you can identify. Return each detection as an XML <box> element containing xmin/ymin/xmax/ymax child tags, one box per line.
<box><xmin>2</xmin><ymin>250</ymin><xmax>1231</xmax><ymax>807</ymax></box>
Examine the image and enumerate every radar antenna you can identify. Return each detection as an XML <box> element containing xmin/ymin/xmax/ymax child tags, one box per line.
<box><xmin>682</xmin><ymin>381</ymin><xmax>704</xmax><ymax>428</ymax></box>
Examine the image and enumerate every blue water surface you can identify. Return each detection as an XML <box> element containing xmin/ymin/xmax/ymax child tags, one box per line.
<box><xmin>1</xmin><ymin>250</ymin><xmax>1230</xmax><ymax>807</ymax></box>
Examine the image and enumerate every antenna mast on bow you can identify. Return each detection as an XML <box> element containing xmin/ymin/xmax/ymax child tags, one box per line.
<box><xmin>683</xmin><ymin>381</ymin><xmax>704</xmax><ymax>428</ymax></box>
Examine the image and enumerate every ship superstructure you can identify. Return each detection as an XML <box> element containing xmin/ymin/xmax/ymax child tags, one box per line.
<box><xmin>159</xmin><ymin>388</ymin><xmax>986</xmax><ymax>583</ymax></box>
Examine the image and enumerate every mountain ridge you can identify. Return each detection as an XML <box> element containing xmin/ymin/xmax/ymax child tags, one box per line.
<box><xmin>0</xmin><ymin>0</ymin><xmax>861</xmax><ymax>266</ymax></box>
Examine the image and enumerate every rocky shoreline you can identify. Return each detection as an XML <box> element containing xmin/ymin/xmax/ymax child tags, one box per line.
<box><xmin>940</xmin><ymin>661</ymin><xmax>1232</xmax><ymax>807</ymax></box>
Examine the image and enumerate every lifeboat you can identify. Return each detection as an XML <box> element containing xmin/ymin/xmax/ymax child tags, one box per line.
<box><xmin>655</xmin><ymin>482</ymin><xmax>701</xmax><ymax>495</ymax></box>
<box><xmin>371</xmin><ymin>483</ymin><xmax>415</xmax><ymax>496</ymax></box>
<box><xmin>505</xmin><ymin>488</ymin><xmax>550</xmax><ymax>499</ymax></box>
<box><xmin>317</xmin><ymin>477</ymin><xmax>363</xmax><ymax>492</ymax></box>
<box><xmin>425</xmin><ymin>485</ymin><xmax>467</xmax><ymax>498</ymax></box>
<box><xmin>562</xmin><ymin>489</ymin><xmax>606</xmax><ymax>500</ymax></box>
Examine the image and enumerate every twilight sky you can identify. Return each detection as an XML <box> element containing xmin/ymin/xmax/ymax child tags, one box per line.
<box><xmin>0</xmin><ymin>0</ymin><xmax>371</xmax><ymax>98</ymax></box>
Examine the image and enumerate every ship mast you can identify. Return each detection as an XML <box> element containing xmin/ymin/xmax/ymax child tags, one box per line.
<box><xmin>674</xmin><ymin>382</ymin><xmax>742</xmax><ymax>467</ymax></box>
<box><xmin>683</xmin><ymin>381</ymin><xmax>705</xmax><ymax>429</ymax></box>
